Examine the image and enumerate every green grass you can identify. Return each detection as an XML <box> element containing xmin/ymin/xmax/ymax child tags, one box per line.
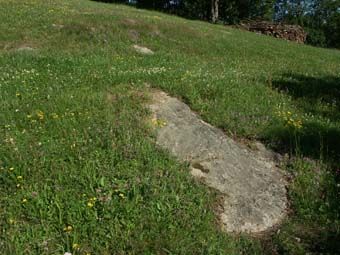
<box><xmin>1</xmin><ymin>0</ymin><xmax>340</xmax><ymax>254</ymax></box>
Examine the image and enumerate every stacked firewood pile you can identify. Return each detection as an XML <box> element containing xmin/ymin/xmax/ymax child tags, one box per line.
<box><xmin>240</xmin><ymin>21</ymin><xmax>307</xmax><ymax>44</ymax></box>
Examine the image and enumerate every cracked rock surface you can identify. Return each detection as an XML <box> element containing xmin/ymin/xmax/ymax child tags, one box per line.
<box><xmin>149</xmin><ymin>91</ymin><xmax>287</xmax><ymax>233</ymax></box>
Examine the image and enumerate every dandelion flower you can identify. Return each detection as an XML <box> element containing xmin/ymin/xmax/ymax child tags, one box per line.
<box><xmin>36</xmin><ymin>110</ymin><xmax>44</xmax><ymax>120</ymax></box>
<box><xmin>151</xmin><ymin>118</ymin><xmax>158</xmax><ymax>126</ymax></box>
<box><xmin>72</xmin><ymin>243</ymin><xmax>80</xmax><ymax>250</ymax></box>
<box><xmin>17</xmin><ymin>176</ymin><xmax>23</xmax><ymax>181</ymax></box>
<box><xmin>159</xmin><ymin>120</ymin><xmax>167</xmax><ymax>127</ymax></box>
<box><xmin>51</xmin><ymin>113</ymin><xmax>59</xmax><ymax>119</ymax></box>
<box><xmin>22</xmin><ymin>198</ymin><xmax>28</xmax><ymax>203</ymax></box>
<box><xmin>63</xmin><ymin>225</ymin><xmax>73</xmax><ymax>233</ymax></box>
<box><xmin>151</xmin><ymin>118</ymin><xmax>167</xmax><ymax>128</ymax></box>
<box><xmin>87</xmin><ymin>202</ymin><xmax>94</xmax><ymax>208</ymax></box>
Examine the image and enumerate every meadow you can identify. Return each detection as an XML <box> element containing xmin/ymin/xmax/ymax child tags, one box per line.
<box><xmin>1</xmin><ymin>0</ymin><xmax>340</xmax><ymax>254</ymax></box>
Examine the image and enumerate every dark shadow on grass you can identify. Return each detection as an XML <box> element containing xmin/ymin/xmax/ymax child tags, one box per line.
<box><xmin>273</xmin><ymin>224</ymin><xmax>340</xmax><ymax>255</ymax></box>
<box><xmin>273</xmin><ymin>74</ymin><xmax>340</xmax><ymax>121</ymax></box>
<box><xmin>266</xmin><ymin>122</ymin><xmax>340</xmax><ymax>167</ymax></box>
<box><xmin>265</xmin><ymin>74</ymin><xmax>340</xmax><ymax>254</ymax></box>
<box><xmin>270</xmin><ymin>74</ymin><xmax>340</xmax><ymax>166</ymax></box>
<box><xmin>273</xmin><ymin>74</ymin><xmax>340</xmax><ymax>101</ymax></box>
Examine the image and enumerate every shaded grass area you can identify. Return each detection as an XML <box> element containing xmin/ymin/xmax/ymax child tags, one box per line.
<box><xmin>271</xmin><ymin>74</ymin><xmax>340</xmax><ymax>163</ymax></box>
<box><xmin>263</xmin><ymin>74</ymin><xmax>340</xmax><ymax>254</ymax></box>
<box><xmin>1</xmin><ymin>0</ymin><xmax>340</xmax><ymax>254</ymax></box>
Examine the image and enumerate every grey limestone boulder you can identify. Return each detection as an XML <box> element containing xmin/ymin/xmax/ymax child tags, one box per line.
<box><xmin>149</xmin><ymin>91</ymin><xmax>287</xmax><ymax>233</ymax></box>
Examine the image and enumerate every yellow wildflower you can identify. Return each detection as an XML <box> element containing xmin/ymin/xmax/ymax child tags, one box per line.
<box><xmin>151</xmin><ymin>118</ymin><xmax>158</xmax><ymax>126</ymax></box>
<box><xmin>16</xmin><ymin>92</ymin><xmax>21</xmax><ymax>97</ymax></box>
<box><xmin>277</xmin><ymin>110</ymin><xmax>303</xmax><ymax>130</ymax></box>
<box><xmin>22</xmin><ymin>198</ymin><xmax>28</xmax><ymax>203</ymax></box>
<box><xmin>151</xmin><ymin>118</ymin><xmax>167</xmax><ymax>128</ymax></box>
<box><xmin>36</xmin><ymin>110</ymin><xmax>44</xmax><ymax>120</ymax></box>
<box><xmin>51</xmin><ymin>113</ymin><xmax>59</xmax><ymax>119</ymax></box>
<box><xmin>89</xmin><ymin>197</ymin><xmax>97</xmax><ymax>202</ymax></box>
<box><xmin>72</xmin><ymin>243</ymin><xmax>80</xmax><ymax>250</ymax></box>
<box><xmin>87</xmin><ymin>202</ymin><xmax>94</xmax><ymax>208</ymax></box>
<box><xmin>159</xmin><ymin>120</ymin><xmax>167</xmax><ymax>128</ymax></box>
<box><xmin>17</xmin><ymin>176</ymin><xmax>23</xmax><ymax>181</ymax></box>
<box><xmin>294</xmin><ymin>120</ymin><xmax>303</xmax><ymax>129</ymax></box>
<box><xmin>63</xmin><ymin>225</ymin><xmax>73</xmax><ymax>233</ymax></box>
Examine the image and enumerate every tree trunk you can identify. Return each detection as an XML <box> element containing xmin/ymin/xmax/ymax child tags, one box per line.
<box><xmin>211</xmin><ymin>0</ymin><xmax>219</xmax><ymax>23</ymax></box>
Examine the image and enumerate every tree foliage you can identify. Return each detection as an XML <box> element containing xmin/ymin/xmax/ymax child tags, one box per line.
<box><xmin>275</xmin><ymin>0</ymin><xmax>340</xmax><ymax>48</ymax></box>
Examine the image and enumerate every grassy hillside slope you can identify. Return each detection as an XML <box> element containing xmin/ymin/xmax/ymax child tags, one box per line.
<box><xmin>1</xmin><ymin>0</ymin><xmax>340</xmax><ymax>254</ymax></box>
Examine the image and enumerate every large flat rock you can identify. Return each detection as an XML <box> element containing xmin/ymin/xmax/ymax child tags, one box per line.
<box><xmin>149</xmin><ymin>91</ymin><xmax>287</xmax><ymax>233</ymax></box>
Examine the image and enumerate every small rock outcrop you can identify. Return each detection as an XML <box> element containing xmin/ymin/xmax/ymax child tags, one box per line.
<box><xmin>149</xmin><ymin>91</ymin><xmax>287</xmax><ymax>233</ymax></box>
<box><xmin>133</xmin><ymin>45</ymin><xmax>154</xmax><ymax>55</ymax></box>
<box><xmin>16</xmin><ymin>46</ymin><xmax>35</xmax><ymax>52</ymax></box>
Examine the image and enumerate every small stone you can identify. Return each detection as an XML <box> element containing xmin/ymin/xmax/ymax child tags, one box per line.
<box><xmin>122</xmin><ymin>18</ymin><xmax>137</xmax><ymax>26</ymax></box>
<box><xmin>52</xmin><ymin>23</ymin><xmax>64</xmax><ymax>29</ymax></box>
<box><xmin>133</xmin><ymin>45</ymin><xmax>154</xmax><ymax>55</ymax></box>
<box><xmin>128</xmin><ymin>30</ymin><xmax>140</xmax><ymax>42</ymax></box>
<box><xmin>16</xmin><ymin>46</ymin><xmax>34</xmax><ymax>52</ymax></box>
